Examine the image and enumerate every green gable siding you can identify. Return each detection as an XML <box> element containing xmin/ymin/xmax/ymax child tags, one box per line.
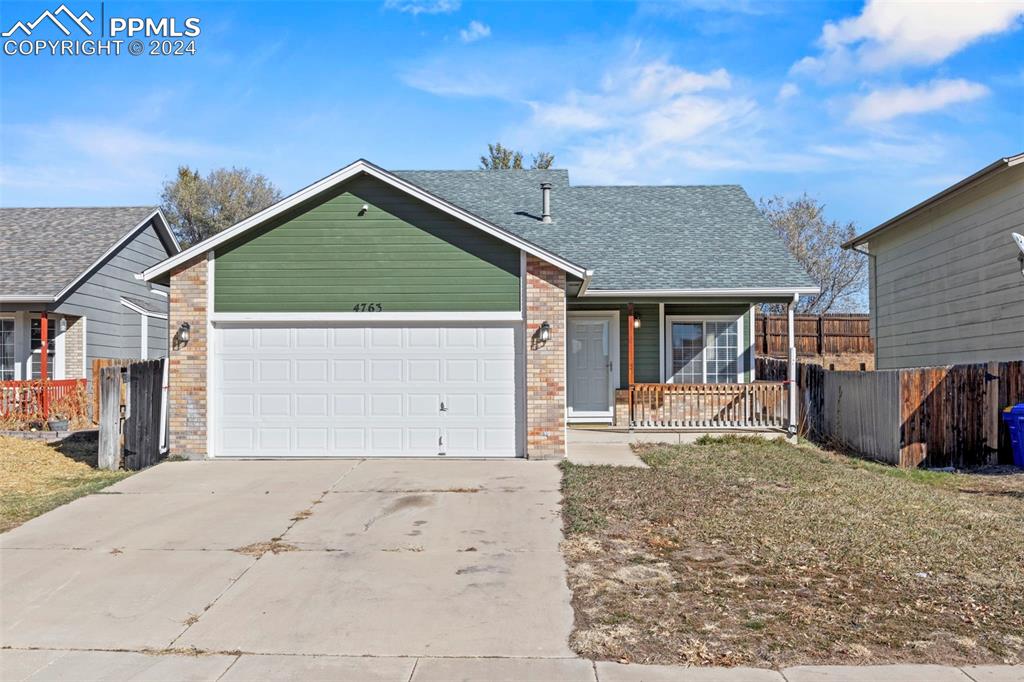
<box><xmin>214</xmin><ymin>175</ymin><xmax>520</xmax><ymax>313</ymax></box>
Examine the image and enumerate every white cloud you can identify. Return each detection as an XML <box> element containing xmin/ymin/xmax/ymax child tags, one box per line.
<box><xmin>848</xmin><ymin>78</ymin><xmax>990</xmax><ymax>124</ymax></box>
<box><xmin>383</xmin><ymin>0</ymin><xmax>460</xmax><ymax>15</ymax></box>
<box><xmin>459</xmin><ymin>20</ymin><xmax>491</xmax><ymax>43</ymax></box>
<box><xmin>776</xmin><ymin>82</ymin><xmax>800</xmax><ymax>101</ymax></box>
<box><xmin>513</xmin><ymin>59</ymin><xmax>772</xmax><ymax>182</ymax></box>
<box><xmin>0</xmin><ymin>120</ymin><xmax>223</xmax><ymax>202</ymax></box>
<box><xmin>794</xmin><ymin>0</ymin><xmax>1024</xmax><ymax>77</ymax></box>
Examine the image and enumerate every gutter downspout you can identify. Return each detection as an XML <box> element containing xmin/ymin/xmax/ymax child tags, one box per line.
<box><xmin>848</xmin><ymin>243</ymin><xmax>877</xmax><ymax>367</ymax></box>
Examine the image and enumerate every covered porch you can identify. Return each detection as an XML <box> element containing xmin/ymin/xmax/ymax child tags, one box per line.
<box><xmin>565</xmin><ymin>296</ymin><xmax>800</xmax><ymax>435</ymax></box>
<box><xmin>0</xmin><ymin>310</ymin><xmax>86</xmax><ymax>421</ymax></box>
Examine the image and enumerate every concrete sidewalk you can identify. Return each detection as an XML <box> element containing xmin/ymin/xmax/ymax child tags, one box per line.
<box><xmin>1</xmin><ymin>649</ymin><xmax>1020</xmax><ymax>681</ymax></box>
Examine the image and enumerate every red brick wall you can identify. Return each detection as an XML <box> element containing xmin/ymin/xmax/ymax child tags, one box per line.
<box><xmin>168</xmin><ymin>256</ymin><xmax>208</xmax><ymax>459</ymax></box>
<box><xmin>525</xmin><ymin>255</ymin><xmax>567</xmax><ymax>458</ymax></box>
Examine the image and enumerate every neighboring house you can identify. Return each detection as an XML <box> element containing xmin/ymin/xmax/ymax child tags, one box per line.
<box><xmin>143</xmin><ymin>159</ymin><xmax>817</xmax><ymax>460</ymax></box>
<box><xmin>0</xmin><ymin>207</ymin><xmax>180</xmax><ymax>383</ymax></box>
<box><xmin>844</xmin><ymin>153</ymin><xmax>1024</xmax><ymax>370</ymax></box>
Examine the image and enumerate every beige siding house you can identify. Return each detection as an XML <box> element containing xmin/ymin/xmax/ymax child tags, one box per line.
<box><xmin>844</xmin><ymin>154</ymin><xmax>1024</xmax><ymax>370</ymax></box>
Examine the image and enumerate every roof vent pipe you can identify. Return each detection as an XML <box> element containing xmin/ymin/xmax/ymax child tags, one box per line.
<box><xmin>540</xmin><ymin>182</ymin><xmax>552</xmax><ymax>223</ymax></box>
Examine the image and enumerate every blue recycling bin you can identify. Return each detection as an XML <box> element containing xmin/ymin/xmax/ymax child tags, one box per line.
<box><xmin>1002</xmin><ymin>404</ymin><xmax>1024</xmax><ymax>468</ymax></box>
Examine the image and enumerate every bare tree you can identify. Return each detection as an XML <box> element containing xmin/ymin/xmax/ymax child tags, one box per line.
<box><xmin>531</xmin><ymin>151</ymin><xmax>555</xmax><ymax>169</ymax></box>
<box><xmin>480</xmin><ymin>143</ymin><xmax>554</xmax><ymax>170</ymax></box>
<box><xmin>758</xmin><ymin>194</ymin><xmax>867</xmax><ymax>314</ymax></box>
<box><xmin>161</xmin><ymin>166</ymin><xmax>282</xmax><ymax>246</ymax></box>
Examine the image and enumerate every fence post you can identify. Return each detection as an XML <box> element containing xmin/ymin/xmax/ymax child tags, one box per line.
<box><xmin>985</xmin><ymin>361</ymin><xmax>1000</xmax><ymax>465</ymax></box>
<box><xmin>787</xmin><ymin>298</ymin><xmax>797</xmax><ymax>441</ymax></box>
<box><xmin>98</xmin><ymin>367</ymin><xmax>122</xmax><ymax>470</ymax></box>
<box><xmin>817</xmin><ymin>317</ymin><xmax>824</xmax><ymax>355</ymax></box>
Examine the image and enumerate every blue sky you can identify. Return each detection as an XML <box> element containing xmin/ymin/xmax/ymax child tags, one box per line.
<box><xmin>1</xmin><ymin>0</ymin><xmax>1022</xmax><ymax>236</ymax></box>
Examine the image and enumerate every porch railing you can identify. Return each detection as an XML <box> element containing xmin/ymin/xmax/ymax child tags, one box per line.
<box><xmin>0</xmin><ymin>379</ymin><xmax>87</xmax><ymax>420</ymax></box>
<box><xmin>630</xmin><ymin>381</ymin><xmax>789</xmax><ymax>429</ymax></box>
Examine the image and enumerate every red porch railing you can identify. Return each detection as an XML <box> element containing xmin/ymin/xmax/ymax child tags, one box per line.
<box><xmin>629</xmin><ymin>381</ymin><xmax>789</xmax><ymax>429</ymax></box>
<box><xmin>0</xmin><ymin>379</ymin><xmax>87</xmax><ymax>420</ymax></box>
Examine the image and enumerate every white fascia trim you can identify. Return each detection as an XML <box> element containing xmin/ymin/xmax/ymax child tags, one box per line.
<box><xmin>577</xmin><ymin>269</ymin><xmax>595</xmax><ymax>296</ymax></box>
<box><xmin>56</xmin><ymin>209</ymin><xmax>171</xmax><ymax>301</ymax></box>
<box><xmin>581</xmin><ymin>287</ymin><xmax>821</xmax><ymax>297</ymax></box>
<box><xmin>142</xmin><ymin>159</ymin><xmax>588</xmax><ymax>282</ymax></box>
<box><xmin>119</xmin><ymin>297</ymin><xmax>169</xmax><ymax>319</ymax></box>
<box><xmin>209</xmin><ymin>311</ymin><xmax>524</xmax><ymax>323</ymax></box>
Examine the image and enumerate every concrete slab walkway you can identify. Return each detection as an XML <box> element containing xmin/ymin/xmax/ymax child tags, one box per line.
<box><xmin>1</xmin><ymin>650</ymin><xmax>1020</xmax><ymax>681</ymax></box>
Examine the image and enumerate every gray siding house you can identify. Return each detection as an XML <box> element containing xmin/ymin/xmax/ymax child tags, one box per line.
<box><xmin>844</xmin><ymin>153</ymin><xmax>1024</xmax><ymax>369</ymax></box>
<box><xmin>0</xmin><ymin>207</ymin><xmax>179</xmax><ymax>382</ymax></box>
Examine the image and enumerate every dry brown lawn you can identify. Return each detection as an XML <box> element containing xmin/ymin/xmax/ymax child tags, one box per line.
<box><xmin>561</xmin><ymin>435</ymin><xmax>1024</xmax><ymax>667</ymax></box>
<box><xmin>0</xmin><ymin>435</ymin><xmax>131</xmax><ymax>532</ymax></box>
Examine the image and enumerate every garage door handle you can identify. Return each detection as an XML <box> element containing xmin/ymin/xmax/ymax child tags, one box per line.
<box><xmin>440</xmin><ymin>402</ymin><xmax>447</xmax><ymax>412</ymax></box>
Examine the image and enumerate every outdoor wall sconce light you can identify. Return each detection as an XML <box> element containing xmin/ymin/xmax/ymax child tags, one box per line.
<box><xmin>538</xmin><ymin>321</ymin><xmax>551</xmax><ymax>343</ymax></box>
<box><xmin>633</xmin><ymin>315</ymin><xmax>642</xmax><ymax>329</ymax></box>
<box><xmin>59</xmin><ymin>318</ymin><xmax>67</xmax><ymax>333</ymax></box>
<box><xmin>175</xmin><ymin>322</ymin><xmax>191</xmax><ymax>346</ymax></box>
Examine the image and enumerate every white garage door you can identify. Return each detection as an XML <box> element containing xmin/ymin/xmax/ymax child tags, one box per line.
<box><xmin>212</xmin><ymin>323</ymin><xmax>520</xmax><ymax>458</ymax></box>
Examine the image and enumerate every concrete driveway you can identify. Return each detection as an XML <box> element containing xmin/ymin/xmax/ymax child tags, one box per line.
<box><xmin>0</xmin><ymin>458</ymin><xmax>577</xmax><ymax>679</ymax></box>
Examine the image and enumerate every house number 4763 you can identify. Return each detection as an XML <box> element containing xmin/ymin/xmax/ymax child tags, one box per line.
<box><xmin>352</xmin><ymin>303</ymin><xmax>383</xmax><ymax>312</ymax></box>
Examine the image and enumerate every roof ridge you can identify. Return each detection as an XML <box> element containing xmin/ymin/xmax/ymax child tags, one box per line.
<box><xmin>0</xmin><ymin>205</ymin><xmax>157</xmax><ymax>210</ymax></box>
<box><xmin>570</xmin><ymin>184</ymin><xmax>743</xmax><ymax>189</ymax></box>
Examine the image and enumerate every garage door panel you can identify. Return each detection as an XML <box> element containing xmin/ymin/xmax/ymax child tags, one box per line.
<box><xmin>334</xmin><ymin>394</ymin><xmax>366</xmax><ymax>416</ymax></box>
<box><xmin>214</xmin><ymin>322</ymin><xmax>520</xmax><ymax>458</ymax></box>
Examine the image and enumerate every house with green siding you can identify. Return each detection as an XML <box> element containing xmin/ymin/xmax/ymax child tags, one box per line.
<box><xmin>143</xmin><ymin>159</ymin><xmax>816</xmax><ymax>460</ymax></box>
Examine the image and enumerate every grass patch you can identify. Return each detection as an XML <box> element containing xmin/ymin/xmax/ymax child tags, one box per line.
<box><xmin>0</xmin><ymin>435</ymin><xmax>131</xmax><ymax>532</ymax></box>
<box><xmin>561</xmin><ymin>435</ymin><xmax>1024</xmax><ymax>667</ymax></box>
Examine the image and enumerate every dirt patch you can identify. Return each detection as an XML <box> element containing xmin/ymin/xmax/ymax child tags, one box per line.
<box><xmin>0</xmin><ymin>435</ymin><xmax>131</xmax><ymax>532</ymax></box>
<box><xmin>560</xmin><ymin>435</ymin><xmax>1024</xmax><ymax>668</ymax></box>
<box><xmin>233</xmin><ymin>538</ymin><xmax>298</xmax><ymax>557</ymax></box>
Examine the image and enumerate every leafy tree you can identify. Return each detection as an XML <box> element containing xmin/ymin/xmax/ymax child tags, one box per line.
<box><xmin>480</xmin><ymin>143</ymin><xmax>555</xmax><ymax>170</ymax></box>
<box><xmin>758</xmin><ymin>194</ymin><xmax>867</xmax><ymax>314</ymax></box>
<box><xmin>161</xmin><ymin>166</ymin><xmax>282</xmax><ymax>246</ymax></box>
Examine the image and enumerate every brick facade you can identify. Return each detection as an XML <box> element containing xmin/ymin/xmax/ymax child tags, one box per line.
<box><xmin>524</xmin><ymin>255</ymin><xmax>567</xmax><ymax>459</ymax></box>
<box><xmin>168</xmin><ymin>255</ymin><xmax>209</xmax><ymax>459</ymax></box>
<box><xmin>62</xmin><ymin>316</ymin><xmax>85</xmax><ymax>379</ymax></box>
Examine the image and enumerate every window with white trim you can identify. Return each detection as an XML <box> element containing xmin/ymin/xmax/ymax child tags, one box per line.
<box><xmin>667</xmin><ymin>318</ymin><xmax>741</xmax><ymax>384</ymax></box>
<box><xmin>0</xmin><ymin>319</ymin><xmax>13</xmax><ymax>380</ymax></box>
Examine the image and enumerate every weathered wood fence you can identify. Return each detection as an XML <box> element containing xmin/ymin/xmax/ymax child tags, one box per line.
<box><xmin>756</xmin><ymin>313</ymin><xmax>873</xmax><ymax>357</ymax></box>
<box><xmin>758</xmin><ymin>357</ymin><xmax>1024</xmax><ymax>468</ymax></box>
<box><xmin>98</xmin><ymin>360</ymin><xmax>166</xmax><ymax>471</ymax></box>
<box><xmin>91</xmin><ymin>358</ymin><xmax>133</xmax><ymax>421</ymax></box>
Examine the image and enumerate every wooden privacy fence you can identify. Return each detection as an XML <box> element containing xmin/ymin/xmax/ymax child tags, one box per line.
<box><xmin>757</xmin><ymin>313</ymin><xmax>873</xmax><ymax>357</ymax></box>
<box><xmin>630</xmin><ymin>382</ymin><xmax>789</xmax><ymax>428</ymax></box>
<box><xmin>0</xmin><ymin>379</ymin><xmax>87</xmax><ymax>420</ymax></box>
<box><xmin>758</xmin><ymin>357</ymin><xmax>1024</xmax><ymax>468</ymax></box>
<box><xmin>98</xmin><ymin>360</ymin><xmax>166</xmax><ymax>471</ymax></box>
<box><xmin>92</xmin><ymin>358</ymin><xmax>133</xmax><ymax>421</ymax></box>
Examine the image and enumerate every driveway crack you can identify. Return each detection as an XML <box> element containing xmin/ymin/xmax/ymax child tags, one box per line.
<box><xmin>166</xmin><ymin>463</ymin><xmax>367</xmax><ymax>648</ymax></box>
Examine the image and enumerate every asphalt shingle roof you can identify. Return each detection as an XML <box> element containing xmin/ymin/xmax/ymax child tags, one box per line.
<box><xmin>394</xmin><ymin>169</ymin><xmax>816</xmax><ymax>292</ymax></box>
<box><xmin>0</xmin><ymin>207</ymin><xmax>156</xmax><ymax>298</ymax></box>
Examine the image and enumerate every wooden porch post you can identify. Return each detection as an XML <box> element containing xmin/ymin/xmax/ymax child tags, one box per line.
<box><xmin>40</xmin><ymin>311</ymin><xmax>49</xmax><ymax>418</ymax></box>
<box><xmin>627</xmin><ymin>303</ymin><xmax>635</xmax><ymax>427</ymax></box>
<box><xmin>787</xmin><ymin>296</ymin><xmax>797</xmax><ymax>440</ymax></box>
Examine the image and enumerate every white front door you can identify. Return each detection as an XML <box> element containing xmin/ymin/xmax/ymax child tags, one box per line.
<box><xmin>567</xmin><ymin>314</ymin><xmax>615</xmax><ymax>418</ymax></box>
<box><xmin>212</xmin><ymin>323</ymin><xmax>521</xmax><ymax>458</ymax></box>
